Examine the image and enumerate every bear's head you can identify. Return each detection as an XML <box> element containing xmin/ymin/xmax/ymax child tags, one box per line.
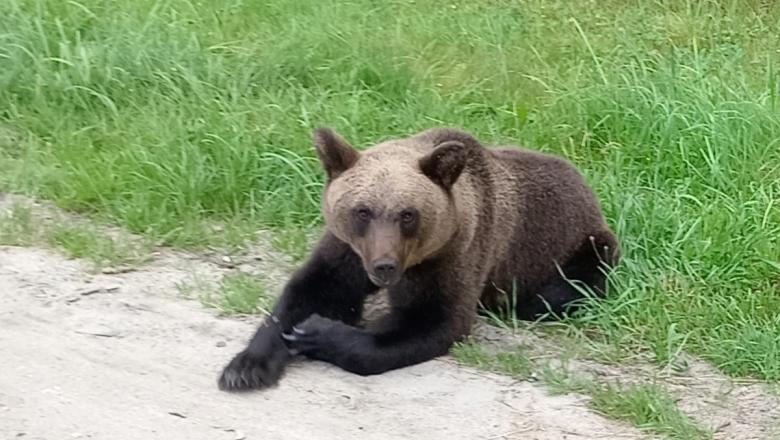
<box><xmin>313</xmin><ymin>128</ymin><xmax>472</xmax><ymax>287</ymax></box>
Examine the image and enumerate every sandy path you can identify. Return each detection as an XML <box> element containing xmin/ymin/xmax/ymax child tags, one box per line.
<box><xmin>0</xmin><ymin>243</ymin><xmax>652</xmax><ymax>440</ymax></box>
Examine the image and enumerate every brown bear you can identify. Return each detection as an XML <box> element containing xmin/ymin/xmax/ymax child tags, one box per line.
<box><xmin>218</xmin><ymin>127</ymin><xmax>620</xmax><ymax>391</ymax></box>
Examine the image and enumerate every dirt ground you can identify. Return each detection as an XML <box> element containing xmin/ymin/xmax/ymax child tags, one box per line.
<box><xmin>0</xmin><ymin>196</ymin><xmax>777</xmax><ymax>440</ymax></box>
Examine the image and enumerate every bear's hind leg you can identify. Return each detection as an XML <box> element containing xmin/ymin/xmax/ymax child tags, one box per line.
<box><xmin>517</xmin><ymin>230</ymin><xmax>619</xmax><ymax>321</ymax></box>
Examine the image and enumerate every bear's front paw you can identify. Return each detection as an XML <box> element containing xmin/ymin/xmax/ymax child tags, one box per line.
<box><xmin>218</xmin><ymin>348</ymin><xmax>287</xmax><ymax>392</ymax></box>
<box><xmin>281</xmin><ymin>314</ymin><xmax>349</xmax><ymax>360</ymax></box>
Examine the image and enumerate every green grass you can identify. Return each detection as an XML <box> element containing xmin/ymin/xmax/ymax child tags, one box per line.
<box><xmin>0</xmin><ymin>203</ymin><xmax>37</xmax><ymax>246</ymax></box>
<box><xmin>199</xmin><ymin>272</ymin><xmax>274</xmax><ymax>315</ymax></box>
<box><xmin>271</xmin><ymin>226</ymin><xmax>315</xmax><ymax>262</ymax></box>
<box><xmin>589</xmin><ymin>383</ymin><xmax>712</xmax><ymax>440</ymax></box>
<box><xmin>452</xmin><ymin>340</ymin><xmax>534</xmax><ymax>379</ymax></box>
<box><xmin>0</xmin><ymin>201</ymin><xmax>150</xmax><ymax>269</ymax></box>
<box><xmin>544</xmin><ymin>367</ymin><xmax>713</xmax><ymax>440</ymax></box>
<box><xmin>1</xmin><ymin>0</ymin><xmax>779</xmax><ymax>381</ymax></box>
<box><xmin>454</xmin><ymin>341</ymin><xmax>712</xmax><ymax>439</ymax></box>
<box><xmin>48</xmin><ymin>224</ymin><xmax>150</xmax><ymax>269</ymax></box>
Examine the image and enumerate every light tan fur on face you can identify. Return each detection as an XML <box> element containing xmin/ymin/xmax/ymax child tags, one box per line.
<box><xmin>322</xmin><ymin>141</ymin><xmax>459</xmax><ymax>274</ymax></box>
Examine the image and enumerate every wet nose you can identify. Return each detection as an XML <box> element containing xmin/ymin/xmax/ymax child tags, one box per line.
<box><xmin>372</xmin><ymin>258</ymin><xmax>399</xmax><ymax>278</ymax></box>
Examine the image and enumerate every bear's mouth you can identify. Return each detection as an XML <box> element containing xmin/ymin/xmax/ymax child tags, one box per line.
<box><xmin>368</xmin><ymin>273</ymin><xmax>401</xmax><ymax>288</ymax></box>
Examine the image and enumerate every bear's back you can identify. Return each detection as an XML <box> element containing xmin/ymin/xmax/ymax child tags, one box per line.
<box><xmin>481</xmin><ymin>146</ymin><xmax>610</xmax><ymax>292</ymax></box>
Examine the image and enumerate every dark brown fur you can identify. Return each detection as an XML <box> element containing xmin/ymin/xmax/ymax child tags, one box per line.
<box><xmin>218</xmin><ymin>127</ymin><xmax>620</xmax><ymax>392</ymax></box>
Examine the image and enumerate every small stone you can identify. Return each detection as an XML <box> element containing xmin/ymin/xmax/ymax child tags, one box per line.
<box><xmin>78</xmin><ymin>286</ymin><xmax>120</xmax><ymax>296</ymax></box>
<box><xmin>101</xmin><ymin>266</ymin><xmax>135</xmax><ymax>274</ymax></box>
<box><xmin>216</xmin><ymin>341</ymin><xmax>226</xmax><ymax>348</ymax></box>
<box><xmin>75</xmin><ymin>325</ymin><xmax>121</xmax><ymax>338</ymax></box>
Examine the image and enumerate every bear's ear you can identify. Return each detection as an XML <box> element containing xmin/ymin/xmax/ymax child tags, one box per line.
<box><xmin>313</xmin><ymin>128</ymin><xmax>360</xmax><ymax>181</ymax></box>
<box><xmin>419</xmin><ymin>141</ymin><xmax>467</xmax><ymax>190</ymax></box>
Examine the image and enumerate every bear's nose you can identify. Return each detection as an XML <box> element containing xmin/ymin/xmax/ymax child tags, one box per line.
<box><xmin>371</xmin><ymin>258</ymin><xmax>399</xmax><ymax>278</ymax></box>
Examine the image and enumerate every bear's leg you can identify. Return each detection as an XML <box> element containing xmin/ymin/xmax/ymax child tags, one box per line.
<box><xmin>218</xmin><ymin>232</ymin><xmax>377</xmax><ymax>391</ymax></box>
<box><xmin>517</xmin><ymin>230</ymin><xmax>619</xmax><ymax>321</ymax></box>
<box><xmin>283</xmin><ymin>289</ymin><xmax>469</xmax><ymax>376</ymax></box>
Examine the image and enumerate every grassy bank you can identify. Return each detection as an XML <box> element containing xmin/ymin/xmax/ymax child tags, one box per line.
<box><xmin>1</xmin><ymin>0</ymin><xmax>779</xmax><ymax>380</ymax></box>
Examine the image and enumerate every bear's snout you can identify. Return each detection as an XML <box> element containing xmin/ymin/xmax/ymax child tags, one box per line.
<box><xmin>369</xmin><ymin>257</ymin><xmax>401</xmax><ymax>287</ymax></box>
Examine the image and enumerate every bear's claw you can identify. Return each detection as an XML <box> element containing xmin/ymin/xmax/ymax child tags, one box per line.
<box><xmin>217</xmin><ymin>347</ymin><xmax>287</xmax><ymax>392</ymax></box>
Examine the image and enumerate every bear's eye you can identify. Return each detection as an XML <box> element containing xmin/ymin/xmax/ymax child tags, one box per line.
<box><xmin>355</xmin><ymin>208</ymin><xmax>372</xmax><ymax>221</ymax></box>
<box><xmin>400</xmin><ymin>210</ymin><xmax>416</xmax><ymax>223</ymax></box>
